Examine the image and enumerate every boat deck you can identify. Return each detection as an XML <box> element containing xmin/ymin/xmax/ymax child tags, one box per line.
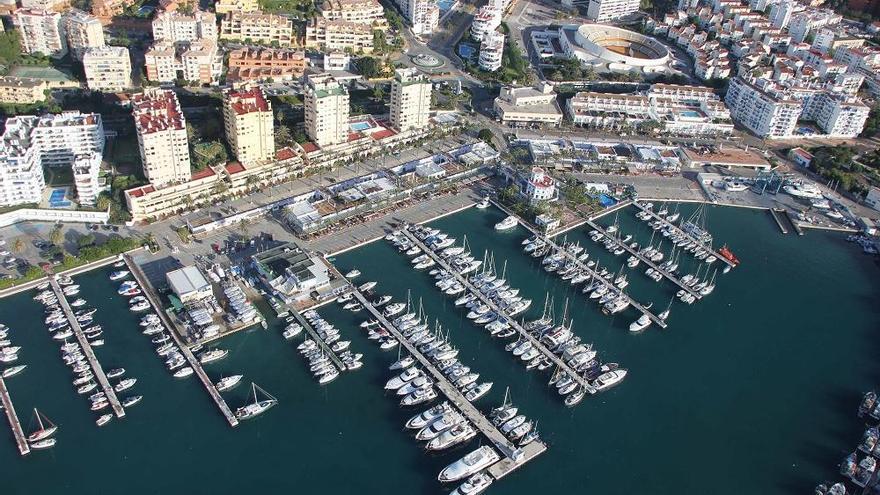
<box><xmin>124</xmin><ymin>256</ymin><xmax>239</xmax><ymax>427</ymax></box>
<box><xmin>288</xmin><ymin>310</ymin><xmax>345</xmax><ymax>372</ymax></box>
<box><xmin>49</xmin><ymin>278</ymin><xmax>126</xmax><ymax>419</ymax></box>
<box><xmin>0</xmin><ymin>377</ymin><xmax>29</xmax><ymax>456</ymax></box>
<box><xmin>632</xmin><ymin>202</ymin><xmax>737</xmax><ymax>268</ymax></box>
<box><xmin>348</xmin><ymin>287</ymin><xmax>548</xmax><ymax>479</ymax></box>
<box><xmin>586</xmin><ymin>220</ymin><xmax>703</xmax><ymax>301</ymax></box>
<box><xmin>399</xmin><ymin>228</ymin><xmax>598</xmax><ymax>394</ymax></box>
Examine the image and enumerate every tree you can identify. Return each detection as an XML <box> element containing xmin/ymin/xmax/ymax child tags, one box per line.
<box><xmin>0</xmin><ymin>31</ymin><xmax>22</xmax><ymax>67</ymax></box>
<box><xmin>478</xmin><ymin>128</ymin><xmax>494</xmax><ymax>146</ymax></box>
<box><xmin>372</xmin><ymin>84</ymin><xmax>385</xmax><ymax>101</ymax></box>
<box><xmin>11</xmin><ymin>238</ymin><xmax>23</xmax><ymax>253</ymax></box>
<box><xmin>49</xmin><ymin>225</ymin><xmax>63</xmax><ymax>247</ymax></box>
<box><xmin>355</xmin><ymin>57</ymin><xmax>383</xmax><ymax>79</ymax></box>
<box><xmin>77</xmin><ymin>234</ymin><xmax>96</xmax><ymax>249</ymax></box>
<box><xmin>275</xmin><ymin>125</ymin><xmax>294</xmax><ymax>147</ymax></box>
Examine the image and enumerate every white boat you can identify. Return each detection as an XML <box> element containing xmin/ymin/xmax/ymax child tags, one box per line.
<box><xmin>386</xmin><ymin>367</ymin><xmax>422</xmax><ymax>390</ymax></box>
<box><xmin>2</xmin><ymin>364</ymin><xmax>26</xmax><ymax>378</ymax></box>
<box><xmin>199</xmin><ymin>348</ymin><xmax>229</xmax><ymax>364</ymax></box>
<box><xmin>475</xmin><ymin>197</ymin><xmax>490</xmax><ymax>209</ymax></box>
<box><xmin>27</xmin><ymin>409</ymin><xmax>57</xmax><ymax>443</ymax></box>
<box><xmin>405</xmin><ymin>401</ymin><xmax>452</xmax><ymax>429</ymax></box>
<box><xmin>390</xmin><ymin>355</ymin><xmax>415</xmax><ymax>371</ymax></box>
<box><xmin>494</xmin><ymin>216</ymin><xmax>518</xmax><ymax>231</ymax></box>
<box><xmin>415</xmin><ymin>412</ymin><xmax>464</xmax><ymax>440</ymax></box>
<box><xmin>358</xmin><ymin>281</ymin><xmax>377</xmax><ymax>292</ymax></box>
<box><xmin>96</xmin><ymin>414</ymin><xmax>112</xmax><ymax>427</ymax></box>
<box><xmin>345</xmin><ymin>269</ymin><xmax>361</xmax><ymax>279</ymax></box>
<box><xmin>427</xmin><ymin>423</ymin><xmax>478</xmax><ymax>451</ymax></box>
<box><xmin>783</xmin><ymin>182</ymin><xmax>823</xmax><ymax>200</ymax></box>
<box><xmin>29</xmin><ymin>438</ymin><xmax>56</xmax><ymax>450</ymax></box>
<box><xmin>628</xmin><ymin>314</ymin><xmax>651</xmax><ymax>333</ymax></box>
<box><xmin>122</xmin><ymin>395</ymin><xmax>143</xmax><ymax>408</ymax></box>
<box><xmin>400</xmin><ymin>387</ymin><xmax>437</xmax><ymax>406</ymax></box>
<box><xmin>592</xmin><ymin>369</ymin><xmax>627</xmax><ymax>391</ymax></box>
<box><xmin>114</xmin><ymin>377</ymin><xmax>137</xmax><ymax>392</ymax></box>
<box><xmin>438</xmin><ymin>446</ymin><xmax>500</xmax><ymax>483</ymax></box>
<box><xmin>216</xmin><ymin>374</ymin><xmax>244</xmax><ymax>392</ymax></box>
<box><xmin>109</xmin><ymin>270</ymin><xmax>129</xmax><ymax>281</ymax></box>
<box><xmin>451</xmin><ymin>472</ymin><xmax>493</xmax><ymax>495</ymax></box>
<box><xmin>235</xmin><ymin>383</ymin><xmax>278</xmax><ymax>420</ymax></box>
<box><xmin>465</xmin><ymin>382</ymin><xmax>492</xmax><ymax>402</ymax></box>
<box><xmin>106</xmin><ymin>368</ymin><xmax>125</xmax><ymax>379</ymax></box>
<box><xmin>283</xmin><ymin>324</ymin><xmax>303</xmax><ymax>340</ymax></box>
<box><xmin>173</xmin><ymin>367</ymin><xmax>193</xmax><ymax>378</ymax></box>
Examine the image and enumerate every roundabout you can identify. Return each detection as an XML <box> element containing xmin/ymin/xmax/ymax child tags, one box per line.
<box><xmin>411</xmin><ymin>53</ymin><xmax>445</xmax><ymax>69</ymax></box>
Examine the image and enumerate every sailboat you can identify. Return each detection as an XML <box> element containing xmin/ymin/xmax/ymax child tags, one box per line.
<box><xmin>27</xmin><ymin>409</ymin><xmax>57</xmax><ymax>443</ymax></box>
<box><xmin>235</xmin><ymin>383</ymin><xmax>278</xmax><ymax>420</ymax></box>
<box><xmin>658</xmin><ymin>297</ymin><xmax>673</xmax><ymax>321</ymax></box>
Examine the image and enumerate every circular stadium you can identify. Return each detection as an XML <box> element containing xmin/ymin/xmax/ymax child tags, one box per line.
<box><xmin>560</xmin><ymin>24</ymin><xmax>672</xmax><ymax>73</ymax></box>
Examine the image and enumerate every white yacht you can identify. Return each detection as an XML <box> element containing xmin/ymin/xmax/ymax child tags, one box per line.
<box><xmin>344</xmin><ymin>269</ymin><xmax>361</xmax><ymax>279</ymax></box>
<box><xmin>451</xmin><ymin>473</ymin><xmax>493</xmax><ymax>495</ymax></box>
<box><xmin>494</xmin><ymin>216</ymin><xmax>518</xmax><ymax>231</ymax></box>
<box><xmin>628</xmin><ymin>314</ymin><xmax>651</xmax><ymax>333</ymax></box>
<box><xmin>385</xmin><ymin>367</ymin><xmax>422</xmax><ymax>390</ymax></box>
<box><xmin>783</xmin><ymin>182</ymin><xmax>823</xmax><ymax>200</ymax></box>
<box><xmin>438</xmin><ymin>446</ymin><xmax>500</xmax><ymax>483</ymax></box>
<box><xmin>592</xmin><ymin>369</ymin><xmax>627</xmax><ymax>391</ymax></box>
<box><xmin>235</xmin><ymin>383</ymin><xmax>277</xmax><ymax>420</ymax></box>
<box><xmin>475</xmin><ymin>197</ymin><xmax>490</xmax><ymax>209</ymax></box>
<box><xmin>405</xmin><ymin>401</ymin><xmax>453</xmax><ymax>429</ymax></box>
<box><xmin>109</xmin><ymin>270</ymin><xmax>129</xmax><ymax>281</ymax></box>
<box><xmin>216</xmin><ymin>374</ymin><xmax>244</xmax><ymax>392</ymax></box>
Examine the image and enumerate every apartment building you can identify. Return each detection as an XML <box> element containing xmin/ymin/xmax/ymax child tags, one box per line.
<box><xmin>397</xmin><ymin>0</ymin><xmax>439</xmax><ymax>36</ymax></box>
<box><xmin>220</xmin><ymin>12</ymin><xmax>295</xmax><ymax>46</ymax></box>
<box><xmin>305</xmin><ymin>74</ymin><xmax>350</xmax><ymax>147</ymax></box>
<box><xmin>64</xmin><ymin>9</ymin><xmax>104</xmax><ymax>60</ymax></box>
<box><xmin>152</xmin><ymin>9</ymin><xmax>217</xmax><ymax>43</ymax></box>
<box><xmin>91</xmin><ymin>0</ymin><xmax>126</xmax><ymax>18</ymax></box>
<box><xmin>810</xmin><ymin>93</ymin><xmax>870</xmax><ymax>137</ymax></box>
<box><xmin>0</xmin><ymin>76</ymin><xmax>49</xmax><ymax>104</ymax></box>
<box><xmin>131</xmin><ymin>89</ymin><xmax>192</xmax><ymax>187</ymax></box>
<box><xmin>390</xmin><ymin>68</ymin><xmax>432</xmax><ymax>132</ymax></box>
<box><xmin>479</xmin><ymin>31</ymin><xmax>505</xmax><ymax>72</ymax></box>
<box><xmin>223</xmin><ymin>86</ymin><xmax>275</xmax><ymax>164</ymax></box>
<box><xmin>471</xmin><ymin>6</ymin><xmax>502</xmax><ymax>41</ymax></box>
<box><xmin>725</xmin><ymin>77</ymin><xmax>802</xmax><ymax>137</ymax></box>
<box><xmin>72</xmin><ymin>152</ymin><xmax>102</xmax><ymax>206</ymax></box>
<box><xmin>0</xmin><ymin>112</ymin><xmax>104</xmax><ymax>206</ymax></box>
<box><xmin>320</xmin><ymin>0</ymin><xmax>386</xmax><ymax>25</ymax></box>
<box><xmin>586</xmin><ymin>0</ymin><xmax>640</xmax><ymax>23</ymax></box>
<box><xmin>83</xmin><ymin>46</ymin><xmax>132</xmax><ymax>92</ymax></box>
<box><xmin>21</xmin><ymin>0</ymin><xmax>69</xmax><ymax>10</ymax></box>
<box><xmin>15</xmin><ymin>9</ymin><xmax>67</xmax><ymax>58</ymax></box>
<box><xmin>305</xmin><ymin>18</ymin><xmax>374</xmax><ymax>53</ymax></box>
<box><xmin>215</xmin><ymin>0</ymin><xmax>259</xmax><ymax>14</ymax></box>
<box><xmin>144</xmin><ymin>40</ymin><xmax>223</xmax><ymax>85</ymax></box>
<box><xmin>227</xmin><ymin>47</ymin><xmax>306</xmax><ymax>82</ymax></box>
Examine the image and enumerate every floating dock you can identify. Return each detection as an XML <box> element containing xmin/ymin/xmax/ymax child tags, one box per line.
<box><xmin>124</xmin><ymin>256</ymin><xmax>239</xmax><ymax>427</ymax></box>
<box><xmin>398</xmin><ymin>228</ymin><xmax>599</xmax><ymax>393</ymax></box>
<box><xmin>288</xmin><ymin>310</ymin><xmax>345</xmax><ymax>371</ymax></box>
<box><xmin>348</xmin><ymin>287</ymin><xmax>548</xmax><ymax>478</ymax></box>
<box><xmin>0</xmin><ymin>377</ymin><xmax>29</xmax><ymax>456</ymax></box>
<box><xmin>49</xmin><ymin>278</ymin><xmax>126</xmax><ymax>419</ymax></box>
<box><xmin>586</xmin><ymin>221</ymin><xmax>703</xmax><ymax>301</ymax></box>
<box><xmin>632</xmin><ymin>202</ymin><xmax>737</xmax><ymax>268</ymax></box>
<box><xmin>768</xmin><ymin>208</ymin><xmax>789</xmax><ymax>234</ymax></box>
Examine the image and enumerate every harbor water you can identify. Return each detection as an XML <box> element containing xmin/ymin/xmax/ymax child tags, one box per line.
<box><xmin>1</xmin><ymin>204</ymin><xmax>879</xmax><ymax>494</ymax></box>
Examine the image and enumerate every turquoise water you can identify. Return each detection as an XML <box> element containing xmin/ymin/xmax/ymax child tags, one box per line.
<box><xmin>1</xmin><ymin>204</ymin><xmax>878</xmax><ymax>494</ymax></box>
<box><xmin>350</xmin><ymin>121</ymin><xmax>372</xmax><ymax>132</ymax></box>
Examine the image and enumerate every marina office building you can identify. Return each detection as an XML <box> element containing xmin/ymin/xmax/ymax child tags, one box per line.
<box><xmin>167</xmin><ymin>265</ymin><xmax>214</xmax><ymax>304</ymax></box>
<box><xmin>252</xmin><ymin>242</ymin><xmax>333</xmax><ymax>303</ymax></box>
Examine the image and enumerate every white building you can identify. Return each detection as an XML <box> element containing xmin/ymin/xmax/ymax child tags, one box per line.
<box><xmin>223</xmin><ymin>86</ymin><xmax>275</xmax><ymax>164</ymax></box>
<box><xmin>865</xmin><ymin>186</ymin><xmax>880</xmax><ymax>212</ymax></box>
<box><xmin>323</xmin><ymin>51</ymin><xmax>350</xmax><ymax>71</ymax></box>
<box><xmin>83</xmin><ymin>46</ymin><xmax>132</xmax><ymax>92</ymax></box>
<box><xmin>522</xmin><ymin>167</ymin><xmax>556</xmax><ymax>205</ymax></box>
<box><xmin>152</xmin><ymin>9</ymin><xmax>217</xmax><ymax>43</ymax></box>
<box><xmin>0</xmin><ymin>112</ymin><xmax>105</xmax><ymax>207</ymax></box>
<box><xmin>64</xmin><ymin>9</ymin><xmax>104</xmax><ymax>61</ymax></box>
<box><xmin>167</xmin><ymin>266</ymin><xmax>213</xmax><ymax>303</ymax></box>
<box><xmin>586</xmin><ymin>0</ymin><xmax>640</xmax><ymax>23</ymax></box>
<box><xmin>15</xmin><ymin>9</ymin><xmax>67</xmax><ymax>58</ymax></box>
<box><xmin>471</xmin><ymin>6</ymin><xmax>502</xmax><ymax>42</ymax></box>
<box><xmin>811</xmin><ymin>94</ymin><xmax>870</xmax><ymax>137</ymax></box>
<box><xmin>494</xmin><ymin>83</ymin><xmax>563</xmax><ymax>125</ymax></box>
<box><xmin>479</xmin><ymin>31</ymin><xmax>505</xmax><ymax>72</ymax></box>
<box><xmin>724</xmin><ymin>77</ymin><xmax>800</xmax><ymax>138</ymax></box>
<box><xmin>304</xmin><ymin>73</ymin><xmax>350</xmax><ymax>147</ymax></box>
<box><xmin>131</xmin><ymin>89</ymin><xmax>192</xmax><ymax>187</ymax></box>
<box><xmin>72</xmin><ymin>152</ymin><xmax>102</xmax><ymax>206</ymax></box>
<box><xmin>144</xmin><ymin>40</ymin><xmax>223</xmax><ymax>85</ymax></box>
<box><xmin>397</xmin><ymin>0</ymin><xmax>439</xmax><ymax>36</ymax></box>
<box><xmin>390</xmin><ymin>68</ymin><xmax>432</xmax><ymax>132</ymax></box>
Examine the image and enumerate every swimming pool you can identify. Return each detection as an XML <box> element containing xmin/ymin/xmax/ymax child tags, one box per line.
<box><xmin>458</xmin><ymin>44</ymin><xmax>477</xmax><ymax>59</ymax></box>
<box><xmin>598</xmin><ymin>194</ymin><xmax>616</xmax><ymax>207</ymax></box>
<box><xmin>350</xmin><ymin>122</ymin><xmax>372</xmax><ymax>132</ymax></box>
<box><xmin>49</xmin><ymin>188</ymin><xmax>70</xmax><ymax>208</ymax></box>
<box><xmin>680</xmin><ymin>110</ymin><xmax>701</xmax><ymax>118</ymax></box>
<box><xmin>437</xmin><ymin>0</ymin><xmax>456</xmax><ymax>11</ymax></box>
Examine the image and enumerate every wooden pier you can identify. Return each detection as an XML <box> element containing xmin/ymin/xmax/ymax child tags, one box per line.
<box><xmin>399</xmin><ymin>228</ymin><xmax>598</xmax><ymax>393</ymax></box>
<box><xmin>288</xmin><ymin>310</ymin><xmax>345</xmax><ymax>371</ymax></box>
<box><xmin>586</xmin><ymin>220</ymin><xmax>703</xmax><ymax>301</ymax></box>
<box><xmin>768</xmin><ymin>208</ymin><xmax>789</xmax><ymax>234</ymax></box>
<box><xmin>0</xmin><ymin>377</ymin><xmax>29</xmax><ymax>456</ymax></box>
<box><xmin>348</xmin><ymin>288</ymin><xmax>548</xmax><ymax>477</ymax></box>
<box><xmin>123</xmin><ymin>256</ymin><xmax>240</xmax><ymax>427</ymax></box>
<box><xmin>632</xmin><ymin>201</ymin><xmax>737</xmax><ymax>268</ymax></box>
<box><xmin>49</xmin><ymin>278</ymin><xmax>126</xmax><ymax>418</ymax></box>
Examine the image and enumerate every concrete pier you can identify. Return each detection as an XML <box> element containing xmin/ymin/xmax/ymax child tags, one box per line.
<box><xmin>632</xmin><ymin>201</ymin><xmax>737</xmax><ymax>268</ymax></box>
<box><xmin>288</xmin><ymin>310</ymin><xmax>345</xmax><ymax>371</ymax></box>
<box><xmin>0</xmin><ymin>377</ymin><xmax>29</xmax><ymax>456</ymax></box>
<box><xmin>586</xmin><ymin>220</ymin><xmax>703</xmax><ymax>301</ymax></box>
<box><xmin>399</xmin><ymin>228</ymin><xmax>598</xmax><ymax>393</ymax></box>
<box><xmin>768</xmin><ymin>208</ymin><xmax>789</xmax><ymax>234</ymax></box>
<box><xmin>123</xmin><ymin>256</ymin><xmax>239</xmax><ymax>427</ymax></box>
<box><xmin>348</xmin><ymin>288</ymin><xmax>548</xmax><ymax>478</ymax></box>
<box><xmin>49</xmin><ymin>278</ymin><xmax>126</xmax><ymax>419</ymax></box>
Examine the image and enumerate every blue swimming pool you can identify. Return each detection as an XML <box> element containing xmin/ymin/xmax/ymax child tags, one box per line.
<box><xmin>598</xmin><ymin>194</ymin><xmax>617</xmax><ymax>207</ymax></box>
<box><xmin>350</xmin><ymin>121</ymin><xmax>372</xmax><ymax>132</ymax></box>
<box><xmin>680</xmin><ymin>110</ymin><xmax>701</xmax><ymax>118</ymax></box>
<box><xmin>458</xmin><ymin>44</ymin><xmax>477</xmax><ymax>59</ymax></box>
<box><xmin>437</xmin><ymin>0</ymin><xmax>456</xmax><ymax>11</ymax></box>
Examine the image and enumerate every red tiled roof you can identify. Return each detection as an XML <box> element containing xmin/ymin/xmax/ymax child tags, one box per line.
<box><xmin>225</xmin><ymin>162</ymin><xmax>246</xmax><ymax>174</ymax></box>
<box><xmin>227</xmin><ymin>86</ymin><xmax>270</xmax><ymax>115</ymax></box>
<box><xmin>191</xmin><ymin>167</ymin><xmax>216</xmax><ymax>180</ymax></box>
<box><xmin>348</xmin><ymin>132</ymin><xmax>362</xmax><ymax>142</ymax></box>
<box><xmin>371</xmin><ymin>129</ymin><xmax>396</xmax><ymax>141</ymax></box>
<box><xmin>301</xmin><ymin>142</ymin><xmax>319</xmax><ymax>153</ymax></box>
<box><xmin>127</xmin><ymin>184</ymin><xmax>155</xmax><ymax>198</ymax></box>
<box><xmin>275</xmin><ymin>147</ymin><xmax>297</xmax><ymax>160</ymax></box>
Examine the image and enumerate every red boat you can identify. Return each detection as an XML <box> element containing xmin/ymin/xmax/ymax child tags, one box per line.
<box><xmin>718</xmin><ymin>245</ymin><xmax>739</xmax><ymax>266</ymax></box>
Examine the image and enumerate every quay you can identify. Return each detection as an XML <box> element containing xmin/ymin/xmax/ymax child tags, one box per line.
<box><xmin>769</xmin><ymin>208</ymin><xmax>789</xmax><ymax>234</ymax></box>
<box><xmin>288</xmin><ymin>310</ymin><xmax>345</xmax><ymax>371</ymax></box>
<box><xmin>398</xmin><ymin>228</ymin><xmax>599</xmax><ymax>393</ymax></box>
<box><xmin>0</xmin><ymin>377</ymin><xmax>29</xmax><ymax>456</ymax></box>
<box><xmin>123</xmin><ymin>256</ymin><xmax>239</xmax><ymax>427</ymax></box>
<box><xmin>347</xmin><ymin>288</ymin><xmax>548</xmax><ymax>479</ymax></box>
<box><xmin>586</xmin><ymin>220</ymin><xmax>703</xmax><ymax>301</ymax></box>
<box><xmin>632</xmin><ymin>201</ymin><xmax>737</xmax><ymax>268</ymax></box>
<box><xmin>49</xmin><ymin>278</ymin><xmax>126</xmax><ymax>418</ymax></box>
<box><xmin>782</xmin><ymin>209</ymin><xmax>805</xmax><ymax>236</ymax></box>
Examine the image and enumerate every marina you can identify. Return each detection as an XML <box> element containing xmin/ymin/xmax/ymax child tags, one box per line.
<box><xmin>288</xmin><ymin>311</ymin><xmax>346</xmax><ymax>372</ymax></box>
<box><xmin>48</xmin><ymin>278</ymin><xmax>126</xmax><ymax>419</ymax></box>
<box><xmin>346</xmin><ymin>286</ymin><xmax>549</xmax><ymax>479</ymax></box>
<box><xmin>0</xmin><ymin>377</ymin><xmax>29</xmax><ymax>456</ymax></box>
<box><xmin>123</xmin><ymin>256</ymin><xmax>239</xmax><ymax>427</ymax></box>
<box><xmin>769</xmin><ymin>208</ymin><xmax>790</xmax><ymax>234</ymax></box>
<box><xmin>586</xmin><ymin>220</ymin><xmax>704</xmax><ymax>301</ymax></box>
<box><xmin>397</xmin><ymin>227</ymin><xmax>599</xmax><ymax>394</ymax></box>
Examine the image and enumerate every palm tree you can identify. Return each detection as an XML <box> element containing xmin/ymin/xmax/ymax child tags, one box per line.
<box><xmin>49</xmin><ymin>225</ymin><xmax>63</xmax><ymax>247</ymax></box>
<box><xmin>11</xmin><ymin>238</ymin><xmax>23</xmax><ymax>254</ymax></box>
